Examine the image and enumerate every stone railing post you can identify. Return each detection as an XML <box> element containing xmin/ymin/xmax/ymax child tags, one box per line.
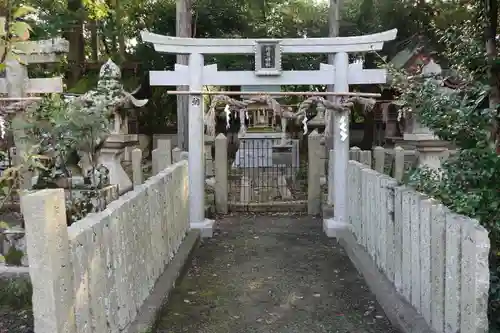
<box><xmin>20</xmin><ymin>189</ymin><xmax>76</xmax><ymax>333</ymax></box>
<box><xmin>393</xmin><ymin>146</ymin><xmax>405</xmax><ymax>182</ymax></box>
<box><xmin>349</xmin><ymin>146</ymin><xmax>361</xmax><ymax>161</ymax></box>
<box><xmin>459</xmin><ymin>220</ymin><xmax>490</xmax><ymax>333</ymax></box>
<box><xmin>373</xmin><ymin>146</ymin><xmax>385</xmax><ymax>173</ymax></box>
<box><xmin>214</xmin><ymin>134</ymin><xmax>228</xmax><ymax>214</ymax></box>
<box><xmin>158</xmin><ymin>138</ymin><xmax>172</xmax><ymax>166</ymax></box>
<box><xmin>327</xmin><ymin>149</ymin><xmax>335</xmax><ymax>205</ymax></box>
<box><xmin>180</xmin><ymin>151</ymin><xmax>189</xmax><ymax>161</ymax></box>
<box><xmin>359</xmin><ymin>150</ymin><xmax>372</xmax><ymax>167</ymax></box>
<box><xmin>172</xmin><ymin>147</ymin><xmax>182</xmax><ymax>163</ymax></box>
<box><xmin>204</xmin><ymin>135</ymin><xmax>215</xmax><ymax>177</ymax></box>
<box><xmin>152</xmin><ymin>139</ymin><xmax>172</xmax><ymax>175</ymax></box>
<box><xmin>318</xmin><ymin>139</ymin><xmax>326</xmax><ymax>177</ymax></box>
<box><xmin>131</xmin><ymin>148</ymin><xmax>143</xmax><ymax>186</ymax></box>
<box><xmin>307</xmin><ymin>130</ymin><xmax>322</xmax><ymax>215</ymax></box>
<box><xmin>151</xmin><ymin>148</ymin><xmax>160</xmax><ymax>176</ymax></box>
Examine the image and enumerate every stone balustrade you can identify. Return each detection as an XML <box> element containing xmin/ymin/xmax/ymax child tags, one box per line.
<box><xmin>20</xmin><ymin>160</ymin><xmax>190</xmax><ymax>333</ymax></box>
<box><xmin>307</xmin><ymin>144</ymin><xmax>420</xmax><ymax>214</ymax></box>
<box><xmin>304</xmin><ymin>138</ymin><xmax>490</xmax><ymax>333</ymax></box>
<box><xmin>346</xmin><ymin>160</ymin><xmax>490</xmax><ymax>333</ymax></box>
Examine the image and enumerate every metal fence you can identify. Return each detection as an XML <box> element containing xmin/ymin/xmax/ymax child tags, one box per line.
<box><xmin>227</xmin><ymin>137</ymin><xmax>307</xmax><ymax>211</ymax></box>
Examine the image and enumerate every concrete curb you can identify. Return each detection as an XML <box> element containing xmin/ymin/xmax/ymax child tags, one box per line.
<box><xmin>126</xmin><ymin>230</ymin><xmax>200</xmax><ymax>333</ymax></box>
<box><xmin>338</xmin><ymin>230</ymin><xmax>436</xmax><ymax>333</ymax></box>
<box><xmin>0</xmin><ymin>265</ymin><xmax>30</xmax><ymax>280</ymax></box>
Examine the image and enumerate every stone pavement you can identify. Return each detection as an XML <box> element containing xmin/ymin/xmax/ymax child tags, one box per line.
<box><xmin>156</xmin><ymin>215</ymin><xmax>400</xmax><ymax>333</ymax></box>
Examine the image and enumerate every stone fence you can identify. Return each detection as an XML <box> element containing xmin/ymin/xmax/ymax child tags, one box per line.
<box><xmin>20</xmin><ymin>160</ymin><xmax>190</xmax><ymax>333</ymax></box>
<box><xmin>307</xmin><ymin>138</ymin><xmax>420</xmax><ymax>215</ymax></box>
<box><xmin>346</xmin><ymin>160</ymin><xmax>490</xmax><ymax>333</ymax></box>
<box><xmin>129</xmin><ymin>138</ymin><xmax>189</xmax><ymax>188</ymax></box>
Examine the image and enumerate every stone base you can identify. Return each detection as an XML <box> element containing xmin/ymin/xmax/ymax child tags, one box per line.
<box><xmin>98</xmin><ymin>148</ymin><xmax>133</xmax><ymax>195</ymax></box>
<box><xmin>0</xmin><ymin>264</ymin><xmax>29</xmax><ymax>278</ymax></box>
<box><xmin>190</xmin><ymin>219</ymin><xmax>215</xmax><ymax>238</ymax></box>
<box><xmin>394</xmin><ymin>137</ymin><xmax>450</xmax><ymax>150</ymax></box>
<box><xmin>322</xmin><ymin>204</ymin><xmax>334</xmax><ymax>219</ymax></box>
<box><xmin>323</xmin><ymin>218</ymin><xmax>350</xmax><ymax>238</ymax></box>
<box><xmin>403</xmin><ymin>133</ymin><xmax>437</xmax><ymax>141</ymax></box>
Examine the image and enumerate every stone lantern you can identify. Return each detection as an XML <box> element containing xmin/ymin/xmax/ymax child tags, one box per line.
<box><xmin>395</xmin><ymin>60</ymin><xmax>452</xmax><ymax>170</ymax></box>
<box><xmin>77</xmin><ymin>59</ymin><xmax>149</xmax><ymax>194</ymax></box>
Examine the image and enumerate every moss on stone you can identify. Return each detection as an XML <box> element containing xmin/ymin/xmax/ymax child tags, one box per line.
<box><xmin>4</xmin><ymin>247</ymin><xmax>24</xmax><ymax>266</ymax></box>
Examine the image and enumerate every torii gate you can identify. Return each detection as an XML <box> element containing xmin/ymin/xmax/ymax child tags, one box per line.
<box><xmin>141</xmin><ymin>29</ymin><xmax>397</xmax><ymax>237</ymax></box>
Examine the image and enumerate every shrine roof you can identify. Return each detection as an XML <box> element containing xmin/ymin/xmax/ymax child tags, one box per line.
<box><xmin>389</xmin><ymin>34</ymin><xmax>448</xmax><ymax>70</ymax></box>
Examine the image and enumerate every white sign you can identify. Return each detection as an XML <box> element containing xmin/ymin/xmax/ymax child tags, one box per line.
<box><xmin>339</xmin><ymin>115</ymin><xmax>348</xmax><ymax>142</ymax></box>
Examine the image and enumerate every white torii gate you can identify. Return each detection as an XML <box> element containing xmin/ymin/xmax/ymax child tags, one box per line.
<box><xmin>141</xmin><ymin>29</ymin><xmax>397</xmax><ymax>237</ymax></box>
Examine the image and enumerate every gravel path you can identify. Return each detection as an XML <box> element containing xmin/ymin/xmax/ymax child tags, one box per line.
<box><xmin>0</xmin><ymin>277</ymin><xmax>33</xmax><ymax>333</ymax></box>
<box><xmin>156</xmin><ymin>214</ymin><xmax>400</xmax><ymax>333</ymax></box>
<box><xmin>0</xmin><ymin>307</ymin><xmax>33</xmax><ymax>333</ymax></box>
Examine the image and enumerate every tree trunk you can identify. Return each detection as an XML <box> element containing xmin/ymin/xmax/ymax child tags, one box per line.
<box><xmin>0</xmin><ymin>0</ymin><xmax>10</xmax><ymax>64</ymax></box>
<box><xmin>65</xmin><ymin>0</ymin><xmax>85</xmax><ymax>88</ymax></box>
<box><xmin>176</xmin><ymin>0</ymin><xmax>192</xmax><ymax>150</ymax></box>
<box><xmin>115</xmin><ymin>0</ymin><xmax>126</xmax><ymax>61</ymax></box>
<box><xmin>360</xmin><ymin>112</ymin><xmax>375</xmax><ymax>150</ymax></box>
<box><xmin>0</xmin><ymin>0</ymin><xmax>8</xmax><ymax>18</ymax></box>
<box><xmin>484</xmin><ymin>0</ymin><xmax>500</xmax><ymax>152</ymax></box>
<box><xmin>90</xmin><ymin>20</ymin><xmax>99</xmax><ymax>62</ymax></box>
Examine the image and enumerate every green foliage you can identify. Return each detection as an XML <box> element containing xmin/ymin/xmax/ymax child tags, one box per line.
<box><xmin>0</xmin><ymin>145</ymin><xmax>50</xmax><ymax>216</ymax></box>
<box><xmin>4</xmin><ymin>246</ymin><xmax>23</xmax><ymax>266</ymax></box>
<box><xmin>389</xmin><ymin>15</ymin><xmax>500</xmax><ymax>329</ymax></box>
<box><xmin>17</xmin><ymin>94</ymin><xmax>112</xmax><ymax>224</ymax></box>
<box><xmin>82</xmin><ymin>0</ymin><xmax>109</xmax><ymax>19</ymax></box>
<box><xmin>66</xmin><ymin>190</ymin><xmax>98</xmax><ymax>225</ymax></box>
<box><xmin>0</xmin><ymin>4</ymin><xmax>36</xmax><ymax>69</ymax></box>
<box><xmin>68</xmin><ymin>74</ymin><xmax>99</xmax><ymax>94</ymax></box>
<box><xmin>0</xmin><ymin>278</ymin><xmax>32</xmax><ymax>309</ymax></box>
<box><xmin>20</xmin><ymin>94</ymin><xmax>110</xmax><ymax>176</ymax></box>
<box><xmin>13</xmin><ymin>0</ymin><xmax>500</xmax><ymax>325</ymax></box>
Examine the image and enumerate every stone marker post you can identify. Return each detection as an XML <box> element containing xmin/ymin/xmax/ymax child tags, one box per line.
<box><xmin>20</xmin><ymin>189</ymin><xmax>76</xmax><ymax>333</ymax></box>
<box><xmin>214</xmin><ymin>134</ymin><xmax>228</xmax><ymax>213</ymax></box>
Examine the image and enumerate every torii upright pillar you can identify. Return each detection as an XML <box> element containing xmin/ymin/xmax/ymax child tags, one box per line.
<box><xmin>186</xmin><ymin>53</ymin><xmax>213</xmax><ymax>236</ymax></box>
<box><xmin>323</xmin><ymin>52</ymin><xmax>350</xmax><ymax>237</ymax></box>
